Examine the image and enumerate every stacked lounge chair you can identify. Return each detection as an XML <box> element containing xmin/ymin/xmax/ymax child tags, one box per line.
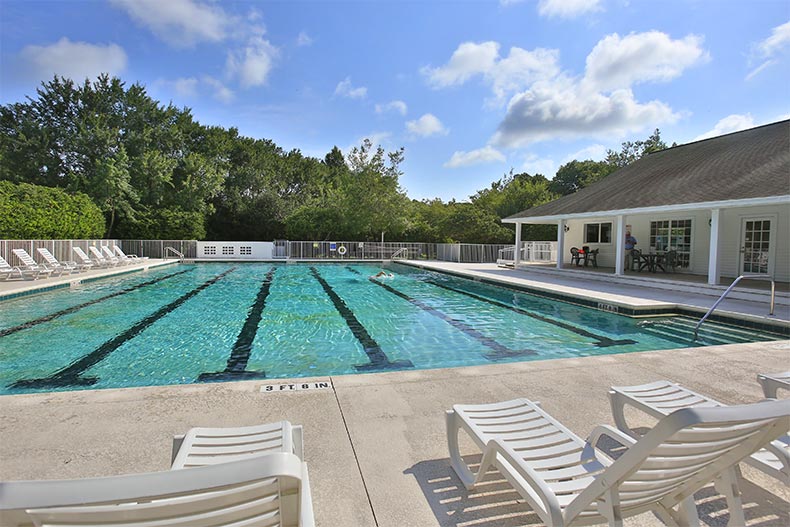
<box><xmin>73</xmin><ymin>246</ymin><xmax>100</xmax><ymax>268</ymax></box>
<box><xmin>9</xmin><ymin>249</ymin><xmax>54</xmax><ymax>279</ymax></box>
<box><xmin>114</xmin><ymin>244</ymin><xmax>148</xmax><ymax>263</ymax></box>
<box><xmin>102</xmin><ymin>245</ymin><xmax>129</xmax><ymax>266</ymax></box>
<box><xmin>90</xmin><ymin>245</ymin><xmax>120</xmax><ymax>267</ymax></box>
<box><xmin>36</xmin><ymin>247</ymin><xmax>81</xmax><ymax>275</ymax></box>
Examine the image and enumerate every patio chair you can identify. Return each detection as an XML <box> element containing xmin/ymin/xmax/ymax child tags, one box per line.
<box><xmin>570</xmin><ymin>247</ymin><xmax>582</xmax><ymax>266</ymax></box>
<box><xmin>10</xmin><ymin>249</ymin><xmax>54</xmax><ymax>279</ymax></box>
<box><xmin>36</xmin><ymin>247</ymin><xmax>80</xmax><ymax>275</ymax></box>
<box><xmin>447</xmin><ymin>397</ymin><xmax>789</xmax><ymax>527</ymax></box>
<box><xmin>610</xmin><ymin>380</ymin><xmax>789</xmax><ymax>485</ymax></box>
<box><xmin>585</xmin><ymin>248</ymin><xmax>599</xmax><ymax>268</ymax></box>
<box><xmin>758</xmin><ymin>371</ymin><xmax>790</xmax><ymax>399</ymax></box>
<box><xmin>0</xmin><ymin>452</ymin><xmax>314</xmax><ymax>527</ymax></box>
<box><xmin>114</xmin><ymin>244</ymin><xmax>149</xmax><ymax>262</ymax></box>
<box><xmin>171</xmin><ymin>420</ymin><xmax>304</xmax><ymax>469</ymax></box>
<box><xmin>631</xmin><ymin>249</ymin><xmax>644</xmax><ymax>272</ymax></box>
<box><xmin>102</xmin><ymin>245</ymin><xmax>129</xmax><ymax>266</ymax></box>
<box><xmin>663</xmin><ymin>250</ymin><xmax>678</xmax><ymax>273</ymax></box>
<box><xmin>72</xmin><ymin>246</ymin><xmax>97</xmax><ymax>269</ymax></box>
<box><xmin>90</xmin><ymin>245</ymin><xmax>120</xmax><ymax>267</ymax></box>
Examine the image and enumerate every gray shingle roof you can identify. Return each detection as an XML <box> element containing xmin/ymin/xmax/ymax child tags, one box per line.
<box><xmin>507</xmin><ymin>120</ymin><xmax>790</xmax><ymax>220</ymax></box>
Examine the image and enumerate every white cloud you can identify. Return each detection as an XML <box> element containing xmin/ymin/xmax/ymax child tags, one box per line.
<box><xmin>226</xmin><ymin>36</ymin><xmax>279</xmax><ymax>88</ymax></box>
<box><xmin>693</xmin><ymin>114</ymin><xmax>755</xmax><ymax>141</ymax></box>
<box><xmin>202</xmin><ymin>76</ymin><xmax>234</xmax><ymax>103</ymax></box>
<box><xmin>297</xmin><ymin>31</ymin><xmax>313</xmax><ymax>47</ymax></box>
<box><xmin>406</xmin><ymin>113</ymin><xmax>448</xmax><ymax>138</ymax></box>
<box><xmin>160</xmin><ymin>77</ymin><xmax>199</xmax><ymax>98</ymax></box>
<box><xmin>375</xmin><ymin>100</ymin><xmax>408</xmax><ymax>115</ymax></box>
<box><xmin>522</xmin><ymin>153</ymin><xmax>556</xmax><ymax>177</ymax></box>
<box><xmin>494</xmin><ymin>79</ymin><xmax>678</xmax><ymax>147</ymax></box>
<box><xmin>444</xmin><ymin>146</ymin><xmax>505</xmax><ymax>168</ymax></box>
<box><xmin>19</xmin><ymin>38</ymin><xmax>127</xmax><ymax>82</ymax></box>
<box><xmin>747</xmin><ymin>21</ymin><xmax>790</xmax><ymax>80</ymax></box>
<box><xmin>537</xmin><ymin>0</ymin><xmax>602</xmax><ymax>19</ymax></box>
<box><xmin>110</xmin><ymin>0</ymin><xmax>230</xmax><ymax>47</ymax></box>
<box><xmin>584</xmin><ymin>32</ymin><xmax>709</xmax><ymax>92</ymax></box>
<box><xmin>561</xmin><ymin>144</ymin><xmax>607</xmax><ymax>163</ymax></box>
<box><xmin>334</xmin><ymin>77</ymin><xmax>367</xmax><ymax>99</ymax></box>
<box><xmin>422</xmin><ymin>41</ymin><xmax>500</xmax><ymax>88</ymax></box>
<box><xmin>359</xmin><ymin>131</ymin><xmax>392</xmax><ymax>148</ymax></box>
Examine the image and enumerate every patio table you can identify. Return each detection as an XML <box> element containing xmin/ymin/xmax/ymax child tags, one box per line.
<box><xmin>638</xmin><ymin>253</ymin><xmax>666</xmax><ymax>273</ymax></box>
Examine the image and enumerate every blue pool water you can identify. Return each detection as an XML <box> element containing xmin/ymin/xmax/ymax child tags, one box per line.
<box><xmin>0</xmin><ymin>263</ymin><xmax>781</xmax><ymax>394</ymax></box>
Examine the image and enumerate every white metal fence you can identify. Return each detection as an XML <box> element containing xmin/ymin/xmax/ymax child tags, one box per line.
<box><xmin>497</xmin><ymin>242</ymin><xmax>558</xmax><ymax>264</ymax></box>
<box><xmin>1</xmin><ymin>239</ymin><xmax>553</xmax><ymax>265</ymax></box>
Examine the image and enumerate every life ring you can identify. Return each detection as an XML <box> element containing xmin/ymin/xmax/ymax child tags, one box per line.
<box><xmin>337</xmin><ymin>245</ymin><xmax>347</xmax><ymax>256</ymax></box>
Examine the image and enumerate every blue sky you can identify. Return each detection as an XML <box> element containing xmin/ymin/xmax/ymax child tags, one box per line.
<box><xmin>1</xmin><ymin>0</ymin><xmax>788</xmax><ymax>201</ymax></box>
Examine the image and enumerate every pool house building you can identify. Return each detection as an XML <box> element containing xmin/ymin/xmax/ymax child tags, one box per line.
<box><xmin>503</xmin><ymin>120</ymin><xmax>790</xmax><ymax>286</ymax></box>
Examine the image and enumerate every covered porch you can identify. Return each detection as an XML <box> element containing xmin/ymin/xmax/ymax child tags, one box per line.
<box><xmin>504</xmin><ymin>196</ymin><xmax>789</xmax><ymax>288</ymax></box>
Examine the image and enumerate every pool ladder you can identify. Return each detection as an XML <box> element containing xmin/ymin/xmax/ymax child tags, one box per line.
<box><xmin>693</xmin><ymin>274</ymin><xmax>776</xmax><ymax>341</ymax></box>
<box><xmin>164</xmin><ymin>246</ymin><xmax>185</xmax><ymax>262</ymax></box>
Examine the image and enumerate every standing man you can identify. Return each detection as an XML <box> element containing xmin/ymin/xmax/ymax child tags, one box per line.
<box><xmin>625</xmin><ymin>230</ymin><xmax>638</xmax><ymax>270</ymax></box>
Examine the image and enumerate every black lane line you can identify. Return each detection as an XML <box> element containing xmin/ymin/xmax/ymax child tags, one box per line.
<box><xmin>198</xmin><ymin>268</ymin><xmax>276</xmax><ymax>382</ymax></box>
<box><xmin>345</xmin><ymin>266</ymin><xmax>361</xmax><ymax>275</ymax></box>
<box><xmin>11</xmin><ymin>268</ymin><xmax>237</xmax><ymax>390</ymax></box>
<box><xmin>0</xmin><ymin>269</ymin><xmax>194</xmax><ymax>339</ymax></box>
<box><xmin>310</xmin><ymin>267</ymin><xmax>412</xmax><ymax>371</ymax></box>
<box><xmin>369</xmin><ymin>278</ymin><xmax>536</xmax><ymax>361</ymax></box>
<box><xmin>426</xmin><ymin>280</ymin><xmax>636</xmax><ymax>347</ymax></box>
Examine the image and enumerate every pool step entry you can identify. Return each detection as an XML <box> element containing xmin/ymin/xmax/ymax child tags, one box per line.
<box><xmin>637</xmin><ymin>317</ymin><xmax>777</xmax><ymax>346</ymax></box>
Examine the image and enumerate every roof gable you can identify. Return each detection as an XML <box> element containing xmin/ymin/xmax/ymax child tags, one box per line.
<box><xmin>507</xmin><ymin>120</ymin><xmax>790</xmax><ymax>220</ymax></box>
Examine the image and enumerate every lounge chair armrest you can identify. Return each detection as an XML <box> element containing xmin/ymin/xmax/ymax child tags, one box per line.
<box><xmin>171</xmin><ymin>434</ymin><xmax>185</xmax><ymax>465</ymax></box>
<box><xmin>300</xmin><ymin>461</ymin><xmax>315</xmax><ymax>527</ymax></box>
<box><xmin>587</xmin><ymin>425</ymin><xmax>637</xmax><ymax>462</ymax></box>
<box><xmin>483</xmin><ymin>439</ymin><xmax>564</xmax><ymax>525</ymax></box>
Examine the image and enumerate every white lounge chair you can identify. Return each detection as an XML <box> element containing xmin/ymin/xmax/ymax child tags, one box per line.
<box><xmin>171</xmin><ymin>420</ymin><xmax>304</xmax><ymax>469</ymax></box>
<box><xmin>72</xmin><ymin>246</ymin><xmax>97</xmax><ymax>269</ymax></box>
<box><xmin>758</xmin><ymin>371</ymin><xmax>790</xmax><ymax>399</ymax></box>
<box><xmin>114</xmin><ymin>244</ymin><xmax>148</xmax><ymax>262</ymax></box>
<box><xmin>36</xmin><ymin>247</ymin><xmax>80</xmax><ymax>275</ymax></box>
<box><xmin>102</xmin><ymin>245</ymin><xmax>129</xmax><ymax>266</ymax></box>
<box><xmin>0</xmin><ymin>256</ymin><xmax>27</xmax><ymax>281</ymax></box>
<box><xmin>610</xmin><ymin>380</ymin><xmax>790</xmax><ymax>485</ymax></box>
<box><xmin>10</xmin><ymin>249</ymin><xmax>54</xmax><ymax>279</ymax></box>
<box><xmin>0</xmin><ymin>452</ymin><xmax>314</xmax><ymax>527</ymax></box>
<box><xmin>90</xmin><ymin>245</ymin><xmax>120</xmax><ymax>267</ymax></box>
<box><xmin>447</xmin><ymin>397</ymin><xmax>789</xmax><ymax>527</ymax></box>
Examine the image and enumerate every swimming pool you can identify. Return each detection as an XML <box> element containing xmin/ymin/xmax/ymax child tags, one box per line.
<box><xmin>0</xmin><ymin>263</ymin><xmax>781</xmax><ymax>394</ymax></box>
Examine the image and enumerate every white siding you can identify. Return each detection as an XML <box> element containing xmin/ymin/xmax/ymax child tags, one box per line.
<box><xmin>559</xmin><ymin>202</ymin><xmax>789</xmax><ymax>281</ymax></box>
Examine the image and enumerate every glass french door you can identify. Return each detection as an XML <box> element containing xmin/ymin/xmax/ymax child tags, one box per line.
<box><xmin>740</xmin><ymin>218</ymin><xmax>772</xmax><ymax>275</ymax></box>
<box><xmin>649</xmin><ymin>219</ymin><xmax>692</xmax><ymax>270</ymax></box>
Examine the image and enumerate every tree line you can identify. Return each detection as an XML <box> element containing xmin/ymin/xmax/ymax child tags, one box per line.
<box><xmin>0</xmin><ymin>75</ymin><xmax>668</xmax><ymax>242</ymax></box>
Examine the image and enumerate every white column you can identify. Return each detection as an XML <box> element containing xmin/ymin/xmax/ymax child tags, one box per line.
<box><xmin>615</xmin><ymin>214</ymin><xmax>626</xmax><ymax>275</ymax></box>
<box><xmin>708</xmin><ymin>208</ymin><xmax>721</xmax><ymax>285</ymax></box>
<box><xmin>514</xmin><ymin>222</ymin><xmax>522</xmax><ymax>266</ymax></box>
<box><xmin>556</xmin><ymin>220</ymin><xmax>565</xmax><ymax>269</ymax></box>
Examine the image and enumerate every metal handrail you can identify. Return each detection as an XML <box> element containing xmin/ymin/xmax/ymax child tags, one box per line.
<box><xmin>693</xmin><ymin>274</ymin><xmax>776</xmax><ymax>340</ymax></box>
<box><xmin>164</xmin><ymin>246</ymin><xmax>185</xmax><ymax>261</ymax></box>
<box><xmin>390</xmin><ymin>248</ymin><xmax>409</xmax><ymax>259</ymax></box>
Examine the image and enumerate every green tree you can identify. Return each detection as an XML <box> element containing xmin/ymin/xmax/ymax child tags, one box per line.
<box><xmin>550</xmin><ymin>160</ymin><xmax>616</xmax><ymax>196</ymax></box>
<box><xmin>605</xmin><ymin>128</ymin><xmax>669</xmax><ymax>168</ymax></box>
<box><xmin>0</xmin><ymin>181</ymin><xmax>104</xmax><ymax>238</ymax></box>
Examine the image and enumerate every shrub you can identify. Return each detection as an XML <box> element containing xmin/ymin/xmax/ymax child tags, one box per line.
<box><xmin>0</xmin><ymin>181</ymin><xmax>105</xmax><ymax>239</ymax></box>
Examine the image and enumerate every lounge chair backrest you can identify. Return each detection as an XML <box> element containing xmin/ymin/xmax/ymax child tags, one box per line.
<box><xmin>0</xmin><ymin>255</ymin><xmax>12</xmax><ymax>270</ymax></box>
<box><xmin>114</xmin><ymin>245</ymin><xmax>127</xmax><ymax>258</ymax></box>
<box><xmin>73</xmin><ymin>247</ymin><xmax>92</xmax><ymax>263</ymax></box>
<box><xmin>101</xmin><ymin>245</ymin><xmax>116</xmax><ymax>259</ymax></box>
<box><xmin>88</xmin><ymin>246</ymin><xmax>108</xmax><ymax>262</ymax></box>
<box><xmin>11</xmin><ymin>249</ymin><xmax>38</xmax><ymax>268</ymax></box>
<box><xmin>567</xmin><ymin>400</ymin><xmax>790</xmax><ymax>521</ymax></box>
<box><xmin>36</xmin><ymin>248</ymin><xmax>60</xmax><ymax>266</ymax></box>
<box><xmin>0</xmin><ymin>453</ymin><xmax>312</xmax><ymax>527</ymax></box>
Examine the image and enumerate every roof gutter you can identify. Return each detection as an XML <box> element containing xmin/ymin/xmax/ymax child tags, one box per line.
<box><xmin>502</xmin><ymin>194</ymin><xmax>790</xmax><ymax>224</ymax></box>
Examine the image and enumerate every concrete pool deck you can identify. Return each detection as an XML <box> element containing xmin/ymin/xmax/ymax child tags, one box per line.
<box><xmin>0</xmin><ymin>258</ymin><xmax>177</xmax><ymax>301</ymax></box>
<box><xmin>399</xmin><ymin>261</ymin><xmax>789</xmax><ymax>330</ymax></box>
<box><xmin>1</xmin><ymin>340</ymin><xmax>788</xmax><ymax>526</ymax></box>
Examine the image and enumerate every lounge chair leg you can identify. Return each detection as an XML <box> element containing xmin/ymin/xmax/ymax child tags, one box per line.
<box><xmin>608</xmin><ymin>391</ymin><xmax>637</xmax><ymax>439</ymax></box>
<box><xmin>714</xmin><ymin>467</ymin><xmax>746</xmax><ymax>527</ymax></box>
<box><xmin>598</xmin><ymin>489</ymin><xmax>624</xmax><ymax>527</ymax></box>
<box><xmin>446</xmin><ymin>410</ymin><xmax>477</xmax><ymax>490</ymax></box>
